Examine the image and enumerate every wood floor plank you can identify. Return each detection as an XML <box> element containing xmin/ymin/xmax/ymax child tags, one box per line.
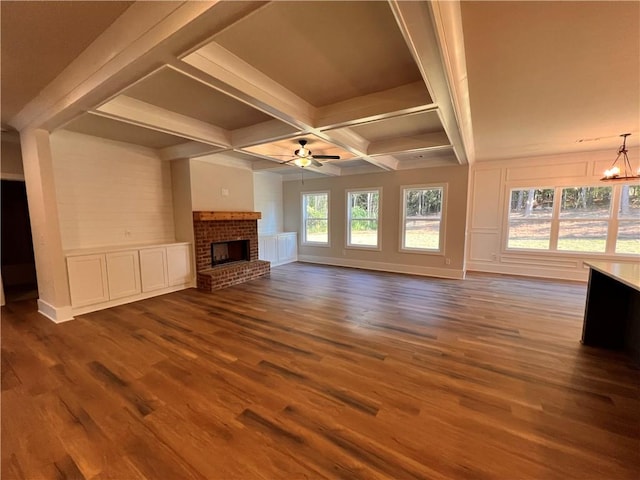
<box><xmin>2</xmin><ymin>264</ymin><xmax>639</xmax><ymax>479</ymax></box>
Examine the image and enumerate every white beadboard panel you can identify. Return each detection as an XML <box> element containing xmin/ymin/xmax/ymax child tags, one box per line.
<box><xmin>254</xmin><ymin>171</ymin><xmax>283</xmax><ymax>235</ymax></box>
<box><xmin>51</xmin><ymin>131</ymin><xmax>175</xmax><ymax>250</ymax></box>
<box><xmin>470</xmin><ymin>168</ymin><xmax>502</xmax><ymax>229</ymax></box>
<box><xmin>468</xmin><ymin>231</ymin><xmax>500</xmax><ymax>262</ymax></box>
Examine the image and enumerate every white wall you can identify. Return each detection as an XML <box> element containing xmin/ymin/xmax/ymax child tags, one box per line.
<box><xmin>466</xmin><ymin>147</ymin><xmax>640</xmax><ymax>281</ymax></box>
<box><xmin>50</xmin><ymin>131</ymin><xmax>176</xmax><ymax>250</ymax></box>
<box><xmin>283</xmin><ymin>165</ymin><xmax>469</xmax><ymax>279</ymax></box>
<box><xmin>190</xmin><ymin>159</ymin><xmax>254</xmax><ymax>211</ymax></box>
<box><xmin>253</xmin><ymin>171</ymin><xmax>283</xmax><ymax>234</ymax></box>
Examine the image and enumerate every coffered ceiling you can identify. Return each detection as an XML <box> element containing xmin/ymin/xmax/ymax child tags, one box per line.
<box><xmin>2</xmin><ymin>1</ymin><xmax>639</xmax><ymax>178</ymax></box>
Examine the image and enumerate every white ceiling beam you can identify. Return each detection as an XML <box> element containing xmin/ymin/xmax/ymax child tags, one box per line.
<box><xmin>159</xmin><ymin>141</ymin><xmax>224</xmax><ymax>161</ymax></box>
<box><xmin>317</xmin><ymin>128</ymin><xmax>396</xmax><ymax>171</ymax></box>
<box><xmin>95</xmin><ymin>95</ymin><xmax>232</xmax><ymax>147</ymax></box>
<box><xmin>232</xmin><ymin>119</ymin><xmax>301</xmax><ymax>148</ymax></box>
<box><xmin>388</xmin><ymin>0</ymin><xmax>468</xmax><ymax>165</ymax></box>
<box><xmin>180</xmin><ymin>42</ymin><xmax>315</xmax><ymax>128</ymax></box>
<box><xmin>315</xmin><ymin>81</ymin><xmax>436</xmax><ymax>130</ymax></box>
<box><xmin>429</xmin><ymin>1</ymin><xmax>475</xmax><ymax>165</ymax></box>
<box><xmin>367</xmin><ymin>131</ymin><xmax>451</xmax><ymax>156</ymax></box>
<box><xmin>363</xmin><ymin>155</ymin><xmax>399</xmax><ymax>170</ymax></box>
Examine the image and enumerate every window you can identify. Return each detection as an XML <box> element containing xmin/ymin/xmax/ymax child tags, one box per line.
<box><xmin>507</xmin><ymin>188</ymin><xmax>555</xmax><ymax>249</ymax></box>
<box><xmin>302</xmin><ymin>192</ymin><xmax>329</xmax><ymax>245</ymax></box>
<box><xmin>617</xmin><ymin>185</ymin><xmax>640</xmax><ymax>254</ymax></box>
<box><xmin>347</xmin><ymin>189</ymin><xmax>380</xmax><ymax>248</ymax></box>
<box><xmin>401</xmin><ymin>185</ymin><xmax>444</xmax><ymax>251</ymax></box>
<box><xmin>558</xmin><ymin>187</ymin><xmax>611</xmax><ymax>252</ymax></box>
<box><xmin>506</xmin><ymin>184</ymin><xmax>638</xmax><ymax>255</ymax></box>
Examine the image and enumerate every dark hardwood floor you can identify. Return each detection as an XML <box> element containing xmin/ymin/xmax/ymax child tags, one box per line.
<box><xmin>2</xmin><ymin>263</ymin><xmax>639</xmax><ymax>479</ymax></box>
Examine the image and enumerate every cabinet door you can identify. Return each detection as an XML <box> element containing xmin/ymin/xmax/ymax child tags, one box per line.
<box><xmin>166</xmin><ymin>244</ymin><xmax>193</xmax><ymax>287</ymax></box>
<box><xmin>139</xmin><ymin>247</ymin><xmax>169</xmax><ymax>292</ymax></box>
<box><xmin>277</xmin><ymin>233</ymin><xmax>298</xmax><ymax>262</ymax></box>
<box><xmin>259</xmin><ymin>236</ymin><xmax>278</xmax><ymax>263</ymax></box>
<box><xmin>106</xmin><ymin>250</ymin><xmax>141</xmax><ymax>300</ymax></box>
<box><xmin>67</xmin><ymin>254</ymin><xmax>109</xmax><ymax>307</ymax></box>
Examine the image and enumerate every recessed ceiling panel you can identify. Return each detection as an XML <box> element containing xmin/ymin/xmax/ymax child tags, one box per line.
<box><xmin>63</xmin><ymin>114</ymin><xmax>189</xmax><ymax>149</ymax></box>
<box><xmin>215</xmin><ymin>1</ymin><xmax>422</xmax><ymax>107</ymax></box>
<box><xmin>123</xmin><ymin>67</ymin><xmax>275</xmax><ymax>130</ymax></box>
<box><xmin>0</xmin><ymin>1</ymin><xmax>133</xmax><ymax>124</ymax></box>
<box><xmin>350</xmin><ymin>111</ymin><xmax>444</xmax><ymax>142</ymax></box>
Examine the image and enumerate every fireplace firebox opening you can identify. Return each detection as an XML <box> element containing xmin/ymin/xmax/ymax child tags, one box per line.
<box><xmin>211</xmin><ymin>240</ymin><xmax>250</xmax><ymax>266</ymax></box>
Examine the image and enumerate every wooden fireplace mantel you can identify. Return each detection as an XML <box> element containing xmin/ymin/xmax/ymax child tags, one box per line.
<box><xmin>193</xmin><ymin>211</ymin><xmax>262</xmax><ymax>221</ymax></box>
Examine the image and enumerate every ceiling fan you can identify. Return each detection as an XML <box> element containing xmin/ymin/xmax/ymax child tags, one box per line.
<box><xmin>279</xmin><ymin>139</ymin><xmax>340</xmax><ymax>168</ymax></box>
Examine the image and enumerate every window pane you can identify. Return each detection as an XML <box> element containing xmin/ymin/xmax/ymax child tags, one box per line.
<box><xmin>304</xmin><ymin>193</ymin><xmax>328</xmax><ymax>216</ymax></box>
<box><xmin>303</xmin><ymin>193</ymin><xmax>328</xmax><ymax>244</ymax></box>
<box><xmin>350</xmin><ymin>219</ymin><xmax>378</xmax><ymax>246</ymax></box>
<box><xmin>557</xmin><ymin>220</ymin><xmax>608</xmax><ymax>252</ymax></box>
<box><xmin>402</xmin><ymin>187</ymin><xmax>443</xmax><ymax>251</ymax></box>
<box><xmin>348</xmin><ymin>190</ymin><xmax>379</xmax><ymax>247</ymax></box>
<box><xmin>560</xmin><ymin>186</ymin><xmax>611</xmax><ymax>218</ymax></box>
<box><xmin>349</xmin><ymin>192</ymin><xmax>379</xmax><ymax>218</ymax></box>
<box><xmin>616</xmin><ymin>221</ymin><xmax>640</xmax><ymax>254</ymax></box>
<box><xmin>405</xmin><ymin>188</ymin><xmax>442</xmax><ymax>219</ymax></box>
<box><xmin>507</xmin><ymin>220</ymin><xmax>552</xmax><ymax>249</ymax></box>
<box><xmin>509</xmin><ymin>188</ymin><xmax>554</xmax><ymax>219</ymax></box>
<box><xmin>404</xmin><ymin>220</ymin><xmax>440</xmax><ymax>249</ymax></box>
<box><xmin>619</xmin><ymin>185</ymin><xmax>640</xmax><ymax>219</ymax></box>
<box><xmin>305</xmin><ymin>219</ymin><xmax>328</xmax><ymax>243</ymax></box>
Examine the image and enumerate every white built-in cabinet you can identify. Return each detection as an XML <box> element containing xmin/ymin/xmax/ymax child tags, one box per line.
<box><xmin>139</xmin><ymin>247</ymin><xmax>169</xmax><ymax>292</ymax></box>
<box><xmin>259</xmin><ymin>232</ymin><xmax>297</xmax><ymax>266</ymax></box>
<box><xmin>67</xmin><ymin>254</ymin><xmax>109</xmax><ymax>307</ymax></box>
<box><xmin>106</xmin><ymin>250</ymin><xmax>141</xmax><ymax>300</ymax></box>
<box><xmin>66</xmin><ymin>242</ymin><xmax>193</xmax><ymax>315</ymax></box>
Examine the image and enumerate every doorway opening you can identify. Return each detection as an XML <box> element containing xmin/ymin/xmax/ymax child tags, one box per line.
<box><xmin>1</xmin><ymin>179</ymin><xmax>38</xmax><ymax>302</ymax></box>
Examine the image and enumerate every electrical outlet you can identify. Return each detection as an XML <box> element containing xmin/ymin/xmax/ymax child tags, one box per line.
<box><xmin>221</xmin><ymin>188</ymin><xmax>229</xmax><ymax>197</ymax></box>
<box><xmin>342</xmin><ymin>250</ymin><xmax>347</xmax><ymax>256</ymax></box>
<box><xmin>445</xmin><ymin>258</ymin><xmax>451</xmax><ymax>265</ymax></box>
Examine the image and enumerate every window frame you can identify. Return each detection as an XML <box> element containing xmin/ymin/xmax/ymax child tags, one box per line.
<box><xmin>346</xmin><ymin>187</ymin><xmax>382</xmax><ymax>250</ymax></box>
<box><xmin>301</xmin><ymin>191</ymin><xmax>330</xmax><ymax>247</ymax></box>
<box><xmin>504</xmin><ymin>183</ymin><xmax>637</xmax><ymax>256</ymax></box>
<box><xmin>399</xmin><ymin>183</ymin><xmax>447</xmax><ymax>254</ymax></box>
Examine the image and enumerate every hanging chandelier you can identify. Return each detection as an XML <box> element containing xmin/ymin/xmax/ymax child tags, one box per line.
<box><xmin>601</xmin><ymin>133</ymin><xmax>640</xmax><ymax>181</ymax></box>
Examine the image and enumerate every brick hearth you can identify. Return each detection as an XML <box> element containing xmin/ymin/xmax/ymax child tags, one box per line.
<box><xmin>193</xmin><ymin>212</ymin><xmax>270</xmax><ymax>291</ymax></box>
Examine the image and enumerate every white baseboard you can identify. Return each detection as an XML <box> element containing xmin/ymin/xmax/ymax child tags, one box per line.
<box><xmin>466</xmin><ymin>261</ymin><xmax>589</xmax><ymax>282</ymax></box>
<box><xmin>70</xmin><ymin>283</ymin><xmax>194</xmax><ymax>317</ymax></box>
<box><xmin>37</xmin><ymin>299</ymin><xmax>75</xmax><ymax>323</ymax></box>
<box><xmin>298</xmin><ymin>255</ymin><xmax>465</xmax><ymax>280</ymax></box>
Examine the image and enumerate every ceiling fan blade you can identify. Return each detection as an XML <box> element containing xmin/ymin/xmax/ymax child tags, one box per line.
<box><xmin>279</xmin><ymin>158</ymin><xmax>296</xmax><ymax>164</ymax></box>
<box><xmin>311</xmin><ymin>158</ymin><xmax>323</xmax><ymax>167</ymax></box>
<box><xmin>312</xmin><ymin>155</ymin><xmax>340</xmax><ymax>160</ymax></box>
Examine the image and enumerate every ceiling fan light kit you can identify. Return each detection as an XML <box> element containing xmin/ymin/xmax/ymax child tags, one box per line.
<box><xmin>601</xmin><ymin>133</ymin><xmax>640</xmax><ymax>182</ymax></box>
<box><xmin>280</xmin><ymin>139</ymin><xmax>341</xmax><ymax>169</ymax></box>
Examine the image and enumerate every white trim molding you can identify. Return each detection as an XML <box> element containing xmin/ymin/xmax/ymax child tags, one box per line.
<box><xmin>37</xmin><ymin>299</ymin><xmax>74</xmax><ymax>323</ymax></box>
<box><xmin>298</xmin><ymin>255</ymin><xmax>465</xmax><ymax>280</ymax></box>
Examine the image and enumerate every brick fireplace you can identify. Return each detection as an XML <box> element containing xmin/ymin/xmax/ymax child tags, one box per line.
<box><xmin>193</xmin><ymin>211</ymin><xmax>270</xmax><ymax>291</ymax></box>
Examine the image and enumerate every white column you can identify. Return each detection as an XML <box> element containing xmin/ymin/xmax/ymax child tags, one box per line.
<box><xmin>20</xmin><ymin>128</ymin><xmax>73</xmax><ymax>322</ymax></box>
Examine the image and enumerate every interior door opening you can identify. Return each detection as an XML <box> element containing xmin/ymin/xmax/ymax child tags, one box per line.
<box><xmin>1</xmin><ymin>179</ymin><xmax>38</xmax><ymax>303</ymax></box>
